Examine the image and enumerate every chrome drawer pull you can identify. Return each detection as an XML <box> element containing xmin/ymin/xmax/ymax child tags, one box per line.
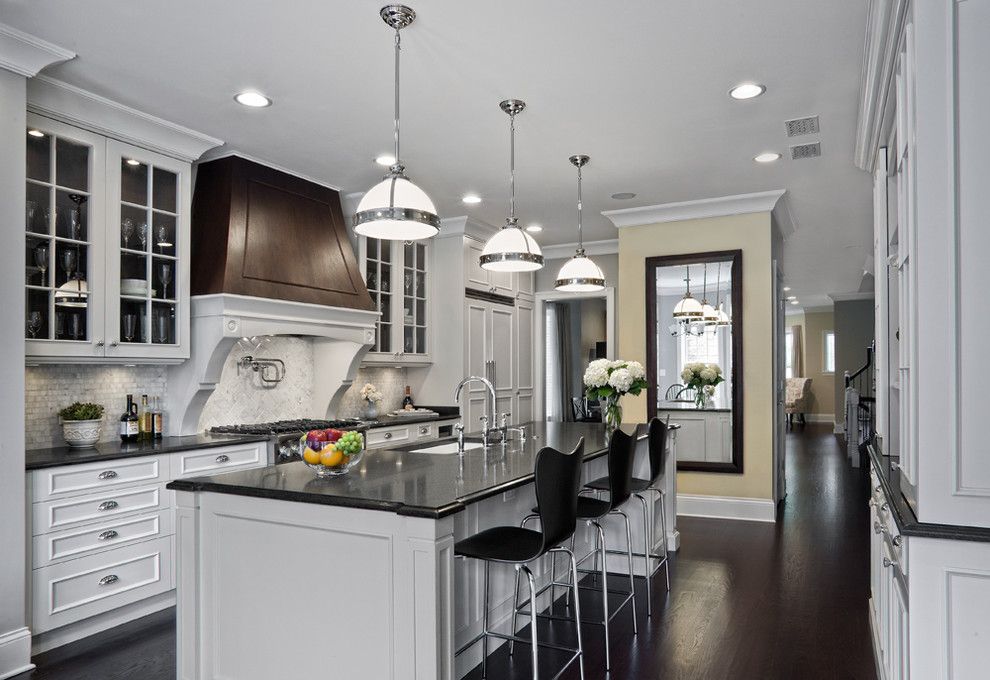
<box><xmin>215</xmin><ymin>454</ymin><xmax>230</xmax><ymax>464</ymax></box>
<box><xmin>873</xmin><ymin>521</ymin><xmax>884</xmax><ymax>535</ymax></box>
<box><xmin>892</xmin><ymin>534</ymin><xmax>903</xmax><ymax>548</ymax></box>
<box><xmin>98</xmin><ymin>574</ymin><xmax>119</xmax><ymax>586</ymax></box>
<box><xmin>419</xmin><ymin>426</ymin><xmax>429</xmax><ymax>435</ymax></box>
<box><xmin>98</xmin><ymin>530</ymin><xmax>119</xmax><ymax>541</ymax></box>
<box><xmin>384</xmin><ymin>432</ymin><xmax>392</xmax><ymax>440</ymax></box>
<box><xmin>98</xmin><ymin>470</ymin><xmax>118</xmax><ymax>480</ymax></box>
<box><xmin>882</xmin><ymin>557</ymin><xmax>896</xmax><ymax>569</ymax></box>
<box><xmin>97</xmin><ymin>500</ymin><xmax>119</xmax><ymax>512</ymax></box>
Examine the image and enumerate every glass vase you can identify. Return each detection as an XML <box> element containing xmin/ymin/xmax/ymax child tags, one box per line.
<box><xmin>602</xmin><ymin>394</ymin><xmax>623</xmax><ymax>435</ymax></box>
<box><xmin>363</xmin><ymin>402</ymin><xmax>379</xmax><ymax>420</ymax></box>
<box><xmin>694</xmin><ymin>389</ymin><xmax>711</xmax><ymax>410</ymax></box>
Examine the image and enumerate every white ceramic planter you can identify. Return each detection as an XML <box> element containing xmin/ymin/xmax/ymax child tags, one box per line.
<box><xmin>62</xmin><ymin>419</ymin><xmax>103</xmax><ymax>448</ymax></box>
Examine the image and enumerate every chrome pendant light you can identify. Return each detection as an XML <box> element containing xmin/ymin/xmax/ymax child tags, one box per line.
<box><xmin>554</xmin><ymin>155</ymin><xmax>606</xmax><ymax>291</ymax></box>
<box><xmin>354</xmin><ymin>5</ymin><xmax>440</xmax><ymax>241</ymax></box>
<box><xmin>700</xmin><ymin>264</ymin><xmax>719</xmax><ymax>323</ymax></box>
<box><xmin>714</xmin><ymin>261</ymin><xmax>731</xmax><ymax>326</ymax></box>
<box><xmin>672</xmin><ymin>265</ymin><xmax>704</xmax><ymax>318</ymax></box>
<box><xmin>479</xmin><ymin>99</ymin><xmax>544</xmax><ymax>272</ymax></box>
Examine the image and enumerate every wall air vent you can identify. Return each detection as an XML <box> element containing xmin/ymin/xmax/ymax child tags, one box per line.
<box><xmin>784</xmin><ymin>115</ymin><xmax>820</xmax><ymax>137</ymax></box>
<box><xmin>790</xmin><ymin>142</ymin><xmax>822</xmax><ymax>160</ymax></box>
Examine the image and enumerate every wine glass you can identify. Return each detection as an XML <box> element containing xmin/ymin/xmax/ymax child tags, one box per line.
<box><xmin>154</xmin><ymin>308</ymin><xmax>170</xmax><ymax>344</ymax></box>
<box><xmin>155</xmin><ymin>224</ymin><xmax>172</xmax><ymax>253</ymax></box>
<box><xmin>157</xmin><ymin>262</ymin><xmax>172</xmax><ymax>299</ymax></box>
<box><xmin>68</xmin><ymin>194</ymin><xmax>87</xmax><ymax>241</ymax></box>
<box><xmin>55</xmin><ymin>311</ymin><xmax>65</xmax><ymax>339</ymax></box>
<box><xmin>121</xmin><ymin>218</ymin><xmax>135</xmax><ymax>248</ymax></box>
<box><xmin>68</xmin><ymin>312</ymin><xmax>81</xmax><ymax>340</ymax></box>
<box><xmin>123</xmin><ymin>313</ymin><xmax>137</xmax><ymax>343</ymax></box>
<box><xmin>60</xmin><ymin>248</ymin><xmax>77</xmax><ymax>281</ymax></box>
<box><xmin>33</xmin><ymin>243</ymin><xmax>48</xmax><ymax>286</ymax></box>
<box><xmin>26</xmin><ymin>311</ymin><xmax>42</xmax><ymax>338</ymax></box>
<box><xmin>137</xmin><ymin>222</ymin><xmax>147</xmax><ymax>251</ymax></box>
<box><xmin>25</xmin><ymin>201</ymin><xmax>38</xmax><ymax>231</ymax></box>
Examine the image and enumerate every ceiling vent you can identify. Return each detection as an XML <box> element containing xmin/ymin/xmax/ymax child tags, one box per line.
<box><xmin>790</xmin><ymin>142</ymin><xmax>822</xmax><ymax>160</ymax></box>
<box><xmin>784</xmin><ymin>115</ymin><xmax>820</xmax><ymax>137</ymax></box>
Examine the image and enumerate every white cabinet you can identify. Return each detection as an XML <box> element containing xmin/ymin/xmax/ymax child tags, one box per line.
<box><xmin>359</xmin><ymin>236</ymin><xmax>431</xmax><ymax>365</ymax></box>
<box><xmin>463</xmin><ymin>236</ymin><xmax>513</xmax><ymax>296</ymax></box>
<box><xmin>24</xmin><ymin>114</ymin><xmax>191</xmax><ymax>364</ymax></box>
<box><xmin>363</xmin><ymin>419</ymin><xmax>454</xmax><ymax>450</ymax></box>
<box><xmin>515</xmin><ymin>298</ymin><xmax>535</xmax><ymax>423</ymax></box>
<box><xmin>659</xmin><ymin>409</ymin><xmax>731</xmax><ymax>464</ymax></box>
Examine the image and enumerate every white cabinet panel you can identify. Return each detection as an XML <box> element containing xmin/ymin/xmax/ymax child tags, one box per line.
<box><xmin>490</xmin><ymin>306</ymin><xmax>514</xmax><ymax>394</ymax></box>
<box><xmin>170</xmin><ymin>442</ymin><xmax>265</xmax><ymax>478</ymax></box>
<box><xmin>32</xmin><ymin>455</ymin><xmax>166</xmax><ymax>502</ymax></box>
<box><xmin>33</xmin><ymin>510</ymin><xmax>172</xmax><ymax>567</ymax></box>
<box><xmin>33</xmin><ymin>484</ymin><xmax>166</xmax><ymax>535</ymax></box>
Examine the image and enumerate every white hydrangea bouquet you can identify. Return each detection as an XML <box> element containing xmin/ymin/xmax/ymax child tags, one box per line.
<box><xmin>359</xmin><ymin>383</ymin><xmax>384</xmax><ymax>419</ymax></box>
<box><xmin>583</xmin><ymin>359</ymin><xmax>648</xmax><ymax>432</ymax></box>
<box><xmin>679</xmin><ymin>362</ymin><xmax>724</xmax><ymax>409</ymax></box>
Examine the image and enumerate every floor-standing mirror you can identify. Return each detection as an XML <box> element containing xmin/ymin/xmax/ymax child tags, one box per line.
<box><xmin>646</xmin><ymin>250</ymin><xmax>743</xmax><ymax>473</ymax></box>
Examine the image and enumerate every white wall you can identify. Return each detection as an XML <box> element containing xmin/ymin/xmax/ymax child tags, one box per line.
<box><xmin>0</xmin><ymin>68</ymin><xmax>31</xmax><ymax>677</ymax></box>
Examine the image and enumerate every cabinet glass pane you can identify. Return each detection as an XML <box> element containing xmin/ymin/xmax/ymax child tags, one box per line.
<box><xmin>120</xmin><ymin>251</ymin><xmax>149</xmax><ymax>297</ymax></box>
<box><xmin>119</xmin><ymin>298</ymin><xmax>146</xmax><ymax>344</ymax></box>
<box><xmin>26</xmin><ymin>130</ymin><xmax>51</xmax><ymax>182</ymax></box>
<box><xmin>152</xmin><ymin>167</ymin><xmax>177</xmax><ymax>213</ymax></box>
<box><xmin>120</xmin><ymin>159</ymin><xmax>148</xmax><ymax>206</ymax></box>
<box><xmin>403</xmin><ymin>268</ymin><xmax>413</xmax><ymax>297</ymax></box>
<box><xmin>416</xmin><ymin>244</ymin><xmax>425</xmax><ymax>271</ymax></box>
<box><xmin>416</xmin><ymin>327</ymin><xmax>426</xmax><ymax>354</ymax></box>
<box><xmin>380</xmin><ymin>264</ymin><xmax>391</xmax><ymax>291</ymax></box>
<box><xmin>404</xmin><ymin>242</ymin><xmax>414</xmax><ymax>268</ymax></box>
<box><xmin>380</xmin><ymin>242</ymin><xmax>391</xmax><ymax>263</ymax></box>
<box><xmin>55</xmin><ymin>138</ymin><xmax>89</xmax><ymax>191</ymax></box>
<box><xmin>55</xmin><ymin>190</ymin><xmax>89</xmax><ymax>241</ymax></box>
<box><xmin>25</xmin><ymin>183</ymin><xmax>50</xmax><ymax>235</ymax></box>
<box><xmin>367</xmin><ymin>237</ymin><xmax>379</xmax><ymax>261</ymax></box>
<box><xmin>153</xmin><ymin>258</ymin><xmax>175</xmax><ymax>301</ymax></box>
<box><xmin>404</xmin><ymin>326</ymin><xmax>413</xmax><ymax>353</ymax></box>
<box><xmin>26</xmin><ymin>234</ymin><xmax>51</xmax><ymax>287</ymax></box>
<box><xmin>366</xmin><ymin>267</ymin><xmax>378</xmax><ymax>291</ymax></box>
<box><xmin>380</xmin><ymin>292</ymin><xmax>390</xmax><ymax>321</ymax></box>
<box><xmin>26</xmin><ymin>289</ymin><xmax>49</xmax><ymax>340</ymax></box>
<box><xmin>379</xmin><ymin>323</ymin><xmax>391</xmax><ymax>352</ymax></box>
<box><xmin>416</xmin><ymin>299</ymin><xmax>425</xmax><ymax>324</ymax></box>
<box><xmin>120</xmin><ymin>204</ymin><xmax>148</xmax><ymax>251</ymax></box>
<box><xmin>54</xmin><ymin>242</ymin><xmax>88</xmax><ymax>288</ymax></box>
<box><xmin>152</xmin><ymin>213</ymin><xmax>176</xmax><ymax>257</ymax></box>
<box><xmin>416</xmin><ymin>271</ymin><xmax>425</xmax><ymax>298</ymax></box>
<box><xmin>152</xmin><ymin>302</ymin><xmax>176</xmax><ymax>344</ymax></box>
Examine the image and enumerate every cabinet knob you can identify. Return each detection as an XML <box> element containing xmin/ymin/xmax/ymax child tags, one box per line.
<box><xmin>98</xmin><ymin>574</ymin><xmax>120</xmax><ymax>586</ymax></box>
<box><xmin>109</xmin><ymin>340</ymin><xmax>119</xmax><ymax>348</ymax></box>
<box><xmin>98</xmin><ymin>500</ymin><xmax>119</xmax><ymax>512</ymax></box>
<box><xmin>882</xmin><ymin>556</ymin><xmax>896</xmax><ymax>569</ymax></box>
<box><xmin>98</xmin><ymin>530</ymin><xmax>119</xmax><ymax>541</ymax></box>
<box><xmin>419</xmin><ymin>426</ymin><xmax>429</xmax><ymax>435</ymax></box>
<box><xmin>215</xmin><ymin>454</ymin><xmax>230</xmax><ymax>464</ymax></box>
<box><xmin>873</xmin><ymin>521</ymin><xmax>883</xmax><ymax>535</ymax></box>
<box><xmin>98</xmin><ymin>470</ymin><xmax>118</xmax><ymax>480</ymax></box>
<box><xmin>96</xmin><ymin>339</ymin><xmax>105</xmax><ymax>347</ymax></box>
<box><xmin>892</xmin><ymin>534</ymin><xmax>903</xmax><ymax>548</ymax></box>
<box><xmin>384</xmin><ymin>432</ymin><xmax>392</xmax><ymax>440</ymax></box>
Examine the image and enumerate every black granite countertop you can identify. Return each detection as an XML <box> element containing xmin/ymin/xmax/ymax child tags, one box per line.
<box><xmin>657</xmin><ymin>401</ymin><xmax>731</xmax><ymax>413</ymax></box>
<box><xmin>867</xmin><ymin>440</ymin><xmax>990</xmax><ymax>543</ymax></box>
<box><xmin>167</xmin><ymin>421</ymin><xmax>642</xmax><ymax>519</ymax></box>
<box><xmin>26</xmin><ymin>433</ymin><xmax>272</xmax><ymax>470</ymax></box>
<box><xmin>361</xmin><ymin>409</ymin><xmax>460</xmax><ymax>428</ymax></box>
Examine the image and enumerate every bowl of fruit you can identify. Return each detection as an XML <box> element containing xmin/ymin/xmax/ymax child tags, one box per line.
<box><xmin>299</xmin><ymin>428</ymin><xmax>365</xmax><ymax>477</ymax></box>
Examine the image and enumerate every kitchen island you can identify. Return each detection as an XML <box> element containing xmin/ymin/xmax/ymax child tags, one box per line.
<box><xmin>167</xmin><ymin>421</ymin><xmax>678</xmax><ymax>680</ymax></box>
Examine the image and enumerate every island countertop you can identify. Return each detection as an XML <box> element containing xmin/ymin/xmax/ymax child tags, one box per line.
<box><xmin>167</xmin><ymin>421</ymin><xmax>641</xmax><ymax>518</ymax></box>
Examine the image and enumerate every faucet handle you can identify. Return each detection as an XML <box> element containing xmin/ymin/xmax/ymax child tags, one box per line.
<box><xmin>499</xmin><ymin>412</ymin><xmax>511</xmax><ymax>428</ymax></box>
<box><xmin>479</xmin><ymin>415</ymin><xmax>489</xmax><ymax>430</ymax></box>
<box><xmin>454</xmin><ymin>422</ymin><xmax>465</xmax><ymax>433</ymax></box>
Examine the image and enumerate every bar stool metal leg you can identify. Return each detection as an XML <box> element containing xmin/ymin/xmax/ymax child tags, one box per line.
<box><xmin>591</xmin><ymin>519</ymin><xmax>611</xmax><ymax>670</ymax></box>
<box><xmin>481</xmin><ymin>561</ymin><xmax>490</xmax><ymax>679</ymax></box>
<box><xmin>635</xmin><ymin>493</ymin><xmax>653</xmax><ymax>616</ymax></box>
<box><xmin>522</xmin><ymin>564</ymin><xmax>539</xmax><ymax>680</ymax></box>
<box><xmin>657</xmin><ymin>488</ymin><xmax>670</xmax><ymax>591</ymax></box>
<box><xmin>566</xmin><ymin>549</ymin><xmax>586</xmax><ymax>680</ymax></box>
<box><xmin>616</xmin><ymin>510</ymin><xmax>639</xmax><ymax>634</ymax></box>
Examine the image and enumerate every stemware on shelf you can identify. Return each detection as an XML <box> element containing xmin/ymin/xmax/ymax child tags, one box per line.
<box><xmin>26</xmin><ymin>201</ymin><xmax>38</xmax><ymax>231</ymax></box>
<box><xmin>157</xmin><ymin>262</ymin><xmax>172</xmax><ymax>299</ymax></box>
<box><xmin>137</xmin><ymin>222</ymin><xmax>147</xmax><ymax>250</ymax></box>
<box><xmin>68</xmin><ymin>194</ymin><xmax>87</xmax><ymax>240</ymax></box>
<box><xmin>26</xmin><ymin>311</ymin><xmax>42</xmax><ymax>338</ymax></box>
<box><xmin>155</xmin><ymin>223</ymin><xmax>172</xmax><ymax>252</ymax></box>
<box><xmin>123</xmin><ymin>313</ymin><xmax>137</xmax><ymax>343</ymax></box>
<box><xmin>154</xmin><ymin>308</ymin><xmax>169</xmax><ymax>344</ymax></box>
<box><xmin>60</xmin><ymin>248</ymin><xmax>77</xmax><ymax>281</ymax></box>
<box><xmin>55</xmin><ymin>311</ymin><xmax>65</xmax><ymax>339</ymax></box>
<box><xmin>33</xmin><ymin>243</ymin><xmax>48</xmax><ymax>286</ymax></box>
<box><xmin>121</xmin><ymin>218</ymin><xmax>135</xmax><ymax>248</ymax></box>
<box><xmin>68</xmin><ymin>312</ymin><xmax>81</xmax><ymax>340</ymax></box>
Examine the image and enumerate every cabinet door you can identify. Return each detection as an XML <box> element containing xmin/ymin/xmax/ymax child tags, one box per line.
<box><xmin>360</xmin><ymin>236</ymin><xmax>394</xmax><ymax>355</ymax></box>
<box><xmin>400</xmin><ymin>241</ymin><xmax>430</xmax><ymax>358</ymax></box>
<box><xmin>24</xmin><ymin>115</ymin><xmax>107</xmax><ymax>360</ymax></box>
<box><xmin>490</xmin><ymin>268</ymin><xmax>513</xmax><ymax>297</ymax></box>
<box><xmin>491</xmin><ymin>304</ymin><xmax>515</xmax><ymax>418</ymax></box>
<box><xmin>889</xmin><ymin>574</ymin><xmax>909</xmax><ymax>680</ymax></box>
<box><xmin>516</xmin><ymin>271</ymin><xmax>534</xmax><ymax>301</ymax></box>
<box><xmin>105</xmin><ymin>140</ymin><xmax>189</xmax><ymax>360</ymax></box>
<box><xmin>464</xmin><ymin>300</ymin><xmax>491</xmax><ymax>427</ymax></box>
<box><xmin>464</xmin><ymin>237</ymin><xmax>491</xmax><ymax>292</ymax></box>
<box><xmin>515</xmin><ymin>299</ymin><xmax>534</xmax><ymax>423</ymax></box>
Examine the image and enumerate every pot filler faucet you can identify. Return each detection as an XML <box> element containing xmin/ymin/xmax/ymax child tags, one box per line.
<box><xmin>453</xmin><ymin>375</ymin><xmax>526</xmax><ymax>448</ymax></box>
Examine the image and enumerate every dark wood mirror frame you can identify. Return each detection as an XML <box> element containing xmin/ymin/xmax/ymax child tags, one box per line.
<box><xmin>645</xmin><ymin>250</ymin><xmax>743</xmax><ymax>473</ymax></box>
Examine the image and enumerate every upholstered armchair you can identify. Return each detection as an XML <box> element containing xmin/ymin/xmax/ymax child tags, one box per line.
<box><xmin>785</xmin><ymin>377</ymin><xmax>812</xmax><ymax>426</ymax></box>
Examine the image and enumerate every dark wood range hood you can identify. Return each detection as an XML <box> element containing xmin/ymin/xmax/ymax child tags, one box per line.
<box><xmin>190</xmin><ymin>155</ymin><xmax>374</xmax><ymax>310</ymax></box>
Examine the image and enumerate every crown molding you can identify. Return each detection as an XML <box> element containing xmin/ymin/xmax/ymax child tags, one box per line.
<box><xmin>541</xmin><ymin>238</ymin><xmax>618</xmax><ymax>260</ymax></box>
<box><xmin>829</xmin><ymin>291</ymin><xmax>875</xmax><ymax>302</ymax></box>
<box><xmin>27</xmin><ymin>75</ymin><xmax>223</xmax><ymax>162</ymax></box>
<box><xmin>853</xmin><ymin>0</ymin><xmax>909</xmax><ymax>172</ymax></box>
<box><xmin>602</xmin><ymin>190</ymin><xmax>786</xmax><ymax>229</ymax></box>
<box><xmin>0</xmin><ymin>23</ymin><xmax>74</xmax><ymax>77</ymax></box>
<box><xmin>436</xmin><ymin>215</ymin><xmax>499</xmax><ymax>240</ymax></box>
<box><xmin>200</xmin><ymin>149</ymin><xmax>341</xmax><ymax>191</ymax></box>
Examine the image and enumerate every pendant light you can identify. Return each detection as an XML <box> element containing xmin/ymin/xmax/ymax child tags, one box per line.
<box><xmin>354</xmin><ymin>5</ymin><xmax>440</xmax><ymax>241</ymax></box>
<box><xmin>479</xmin><ymin>100</ymin><xmax>544</xmax><ymax>271</ymax></box>
<box><xmin>554</xmin><ymin>155</ymin><xmax>606</xmax><ymax>291</ymax></box>
<box><xmin>714</xmin><ymin>261</ymin><xmax>731</xmax><ymax>326</ymax></box>
<box><xmin>700</xmin><ymin>264</ymin><xmax>719</xmax><ymax>323</ymax></box>
<box><xmin>672</xmin><ymin>265</ymin><xmax>704</xmax><ymax>318</ymax></box>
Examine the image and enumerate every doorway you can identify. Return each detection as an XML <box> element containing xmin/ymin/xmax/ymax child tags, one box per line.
<box><xmin>534</xmin><ymin>288</ymin><xmax>616</xmax><ymax>422</ymax></box>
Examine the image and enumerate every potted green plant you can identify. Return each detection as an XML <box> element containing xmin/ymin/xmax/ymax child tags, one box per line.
<box><xmin>58</xmin><ymin>402</ymin><xmax>105</xmax><ymax>449</ymax></box>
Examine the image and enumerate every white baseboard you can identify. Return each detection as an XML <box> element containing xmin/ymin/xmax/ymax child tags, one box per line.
<box><xmin>0</xmin><ymin>627</ymin><xmax>34</xmax><ymax>680</ymax></box>
<box><xmin>804</xmin><ymin>413</ymin><xmax>835</xmax><ymax>423</ymax></box>
<box><xmin>676</xmin><ymin>494</ymin><xmax>776</xmax><ymax>523</ymax></box>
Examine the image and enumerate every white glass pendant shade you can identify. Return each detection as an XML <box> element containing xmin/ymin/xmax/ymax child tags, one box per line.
<box><xmin>555</xmin><ymin>253</ymin><xmax>606</xmax><ymax>292</ymax></box>
<box><xmin>480</xmin><ymin>224</ymin><xmax>544</xmax><ymax>272</ymax></box>
<box><xmin>701</xmin><ymin>301</ymin><xmax>719</xmax><ymax>323</ymax></box>
<box><xmin>672</xmin><ymin>293</ymin><xmax>704</xmax><ymax>318</ymax></box>
<box><xmin>354</xmin><ymin>174</ymin><xmax>440</xmax><ymax>240</ymax></box>
<box><xmin>716</xmin><ymin>303</ymin><xmax>731</xmax><ymax>326</ymax></box>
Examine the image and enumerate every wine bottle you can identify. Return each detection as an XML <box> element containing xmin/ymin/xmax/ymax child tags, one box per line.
<box><xmin>139</xmin><ymin>394</ymin><xmax>152</xmax><ymax>441</ymax></box>
<box><xmin>120</xmin><ymin>394</ymin><xmax>139</xmax><ymax>443</ymax></box>
<box><xmin>402</xmin><ymin>385</ymin><xmax>414</xmax><ymax>410</ymax></box>
<box><xmin>152</xmin><ymin>396</ymin><xmax>164</xmax><ymax>440</ymax></box>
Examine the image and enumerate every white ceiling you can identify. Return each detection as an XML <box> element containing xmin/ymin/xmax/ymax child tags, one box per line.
<box><xmin>3</xmin><ymin>0</ymin><xmax>872</xmax><ymax>308</ymax></box>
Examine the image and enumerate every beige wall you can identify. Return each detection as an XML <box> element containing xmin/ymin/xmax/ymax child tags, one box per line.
<box><xmin>618</xmin><ymin>212</ymin><xmax>774</xmax><ymax>501</ymax></box>
<box><xmin>788</xmin><ymin>310</ymin><xmax>836</xmax><ymax>418</ymax></box>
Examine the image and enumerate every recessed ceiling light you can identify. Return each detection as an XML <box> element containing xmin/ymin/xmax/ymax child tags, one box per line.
<box><xmin>125</xmin><ymin>158</ymin><xmax>141</xmax><ymax>166</ymax></box>
<box><xmin>729</xmin><ymin>82</ymin><xmax>766</xmax><ymax>100</ymax></box>
<box><xmin>611</xmin><ymin>192</ymin><xmax>636</xmax><ymax>200</ymax></box>
<box><xmin>525</xmin><ymin>224</ymin><xmax>543</xmax><ymax>233</ymax></box>
<box><xmin>790</xmin><ymin>300</ymin><xmax>800</xmax><ymax>305</ymax></box>
<box><xmin>27</xmin><ymin>129</ymin><xmax>44</xmax><ymax>138</ymax></box>
<box><xmin>461</xmin><ymin>194</ymin><xmax>482</xmax><ymax>205</ymax></box>
<box><xmin>754</xmin><ymin>152</ymin><xmax>782</xmax><ymax>163</ymax></box>
<box><xmin>234</xmin><ymin>91</ymin><xmax>272</xmax><ymax>107</ymax></box>
<box><xmin>783</xmin><ymin>286</ymin><xmax>791</xmax><ymax>292</ymax></box>
<box><xmin>375</xmin><ymin>154</ymin><xmax>397</xmax><ymax>167</ymax></box>
<box><xmin>787</xmin><ymin>295</ymin><xmax>797</xmax><ymax>300</ymax></box>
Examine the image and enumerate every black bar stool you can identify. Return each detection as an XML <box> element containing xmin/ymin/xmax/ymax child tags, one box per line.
<box><xmin>454</xmin><ymin>439</ymin><xmax>586</xmax><ymax>680</ymax></box>
<box><xmin>584</xmin><ymin>417</ymin><xmax>671</xmax><ymax>616</ymax></box>
<box><xmin>519</xmin><ymin>428</ymin><xmax>639</xmax><ymax>671</ymax></box>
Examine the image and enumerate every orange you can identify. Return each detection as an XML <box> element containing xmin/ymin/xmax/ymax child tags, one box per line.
<box><xmin>302</xmin><ymin>447</ymin><xmax>322</xmax><ymax>465</ymax></box>
<box><xmin>320</xmin><ymin>446</ymin><xmax>344</xmax><ymax>468</ymax></box>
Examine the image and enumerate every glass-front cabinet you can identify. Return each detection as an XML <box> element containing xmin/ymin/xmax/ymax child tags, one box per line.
<box><xmin>359</xmin><ymin>237</ymin><xmax>431</xmax><ymax>365</ymax></box>
<box><xmin>24</xmin><ymin>114</ymin><xmax>190</xmax><ymax>363</ymax></box>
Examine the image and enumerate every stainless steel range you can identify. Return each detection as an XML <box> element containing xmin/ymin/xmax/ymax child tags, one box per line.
<box><xmin>210</xmin><ymin>419</ymin><xmax>368</xmax><ymax>464</ymax></box>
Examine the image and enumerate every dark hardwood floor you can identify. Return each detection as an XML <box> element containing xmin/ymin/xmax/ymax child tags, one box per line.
<box><xmin>17</xmin><ymin>424</ymin><xmax>876</xmax><ymax>680</ymax></box>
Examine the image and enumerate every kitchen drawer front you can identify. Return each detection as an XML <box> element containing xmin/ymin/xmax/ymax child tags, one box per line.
<box><xmin>33</xmin><ymin>484</ymin><xmax>166</xmax><ymax>535</ymax></box>
<box><xmin>33</xmin><ymin>510</ymin><xmax>173</xmax><ymax>568</ymax></box>
<box><xmin>413</xmin><ymin>422</ymin><xmax>436</xmax><ymax>440</ymax></box>
<box><xmin>170</xmin><ymin>442</ymin><xmax>266</xmax><ymax>478</ymax></box>
<box><xmin>366</xmin><ymin>425</ymin><xmax>412</xmax><ymax>449</ymax></box>
<box><xmin>31</xmin><ymin>455</ymin><xmax>167</xmax><ymax>502</ymax></box>
<box><xmin>32</xmin><ymin>536</ymin><xmax>173</xmax><ymax>633</ymax></box>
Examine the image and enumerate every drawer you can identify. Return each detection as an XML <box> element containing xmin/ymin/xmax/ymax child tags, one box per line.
<box><xmin>366</xmin><ymin>425</ymin><xmax>411</xmax><ymax>449</ymax></box>
<box><xmin>33</xmin><ymin>510</ymin><xmax>173</xmax><ymax>568</ymax></box>
<box><xmin>170</xmin><ymin>442</ymin><xmax>266</xmax><ymax>478</ymax></box>
<box><xmin>414</xmin><ymin>422</ymin><xmax>436</xmax><ymax>440</ymax></box>
<box><xmin>31</xmin><ymin>455</ymin><xmax>166</xmax><ymax>502</ymax></box>
<box><xmin>32</xmin><ymin>536</ymin><xmax>173</xmax><ymax>633</ymax></box>
<box><xmin>33</xmin><ymin>484</ymin><xmax>166</xmax><ymax>536</ymax></box>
